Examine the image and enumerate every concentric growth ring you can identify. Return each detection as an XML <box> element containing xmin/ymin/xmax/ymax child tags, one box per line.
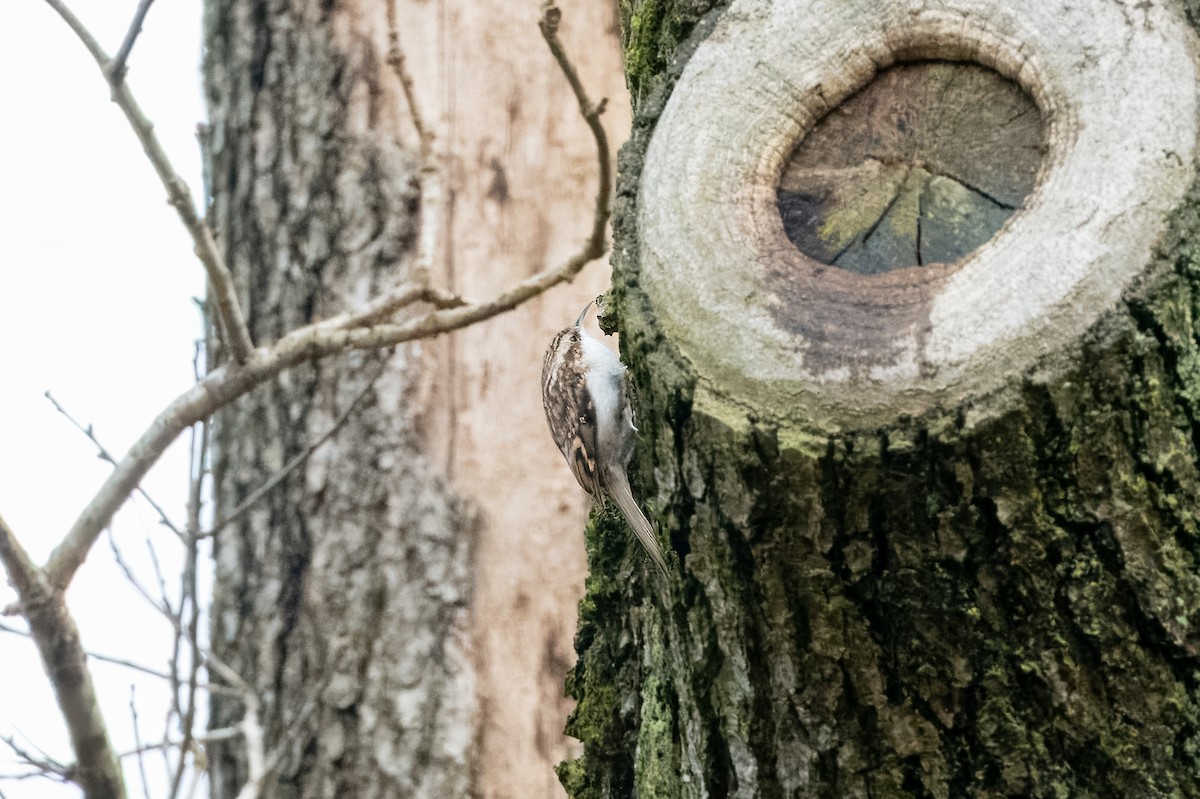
<box><xmin>638</xmin><ymin>0</ymin><xmax>1199</xmax><ymax>428</ymax></box>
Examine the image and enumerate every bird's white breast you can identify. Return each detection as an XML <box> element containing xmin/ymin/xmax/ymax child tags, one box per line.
<box><xmin>579</xmin><ymin>332</ymin><xmax>626</xmax><ymax>443</ymax></box>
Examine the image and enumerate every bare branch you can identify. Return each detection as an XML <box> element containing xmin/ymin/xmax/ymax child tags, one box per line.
<box><xmin>106</xmin><ymin>530</ymin><xmax>173</xmax><ymax>618</ymax></box>
<box><xmin>45</xmin><ymin>391</ymin><xmax>185</xmax><ymax>539</ymax></box>
<box><xmin>168</xmin><ymin>420</ymin><xmax>206</xmax><ymax>799</ymax></box>
<box><xmin>145</xmin><ymin>536</ymin><xmax>172</xmax><ymax>614</ymax></box>
<box><xmin>0</xmin><ymin>771</ymin><xmax>67</xmax><ymax>785</ymax></box>
<box><xmin>380</xmin><ymin>4</ymin><xmax>449</xmax><ymax>337</ymax></box>
<box><xmin>231</xmin><ymin>699</ymin><xmax>318</xmax><ymax>799</ymax></box>
<box><xmin>8</xmin><ymin>8</ymin><xmax>612</xmax><ymax>799</ymax></box>
<box><xmin>0</xmin><ymin>619</ymin><xmax>234</xmax><ymax>697</ymax></box>
<box><xmin>0</xmin><ymin>620</ymin><xmax>179</xmax><ymax>683</ymax></box>
<box><xmin>41</xmin><ymin>0</ymin><xmax>255</xmax><ymax>365</ymax></box>
<box><xmin>0</xmin><ymin>517</ymin><xmax>43</xmax><ymax>612</ymax></box>
<box><xmin>232</xmin><ymin>696</ymin><xmax>266</xmax><ymax>799</ymax></box>
<box><xmin>201</xmin><ymin>656</ymin><xmax>270</xmax><ymax>799</ymax></box>
<box><xmin>2</xmin><ymin>730</ymin><xmax>237</xmax><ymax>788</ymax></box>
<box><xmin>201</xmin><ymin>655</ymin><xmax>248</xmax><ymax>701</ymax></box>
<box><xmin>108</xmin><ymin>0</ymin><xmax>156</xmax><ymax>85</ymax></box>
<box><xmin>43</xmin><ymin>0</ymin><xmax>613</xmax><ymax>595</ymax></box>
<box><xmin>0</xmin><ymin>734</ymin><xmax>71</xmax><ymax>780</ymax></box>
<box><xmin>330</xmin><ymin>282</ymin><xmax>465</xmax><ymax>333</ymax></box>
<box><xmin>384</xmin><ymin>0</ymin><xmax>433</xmax><ymax>157</ymax></box>
<box><xmin>539</xmin><ymin>2</ymin><xmax>613</xmax><ymax>269</ymax></box>
<box><xmin>128</xmin><ymin>688</ymin><xmax>152</xmax><ymax>799</ymax></box>
<box><xmin>0</xmin><ymin>514</ymin><xmax>126</xmax><ymax>799</ymax></box>
<box><xmin>118</xmin><ymin>725</ymin><xmax>242</xmax><ymax>760</ymax></box>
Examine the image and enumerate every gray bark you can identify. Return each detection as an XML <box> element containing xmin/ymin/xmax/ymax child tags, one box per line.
<box><xmin>203</xmin><ymin>2</ymin><xmax>476</xmax><ymax>796</ymax></box>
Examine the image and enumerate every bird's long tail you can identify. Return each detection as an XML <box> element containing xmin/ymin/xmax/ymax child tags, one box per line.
<box><xmin>605</xmin><ymin>468</ymin><xmax>670</xmax><ymax>575</ymax></box>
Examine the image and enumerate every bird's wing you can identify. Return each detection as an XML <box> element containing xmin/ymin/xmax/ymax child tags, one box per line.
<box><xmin>567</xmin><ymin>396</ymin><xmax>604</xmax><ymax>499</ymax></box>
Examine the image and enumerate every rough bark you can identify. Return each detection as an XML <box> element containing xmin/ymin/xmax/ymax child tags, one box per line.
<box><xmin>562</xmin><ymin>1</ymin><xmax>1200</xmax><ymax>797</ymax></box>
<box><xmin>203</xmin><ymin>2</ymin><xmax>475</xmax><ymax>797</ymax></box>
<box><xmin>202</xmin><ymin>0</ymin><xmax>628</xmax><ymax>796</ymax></box>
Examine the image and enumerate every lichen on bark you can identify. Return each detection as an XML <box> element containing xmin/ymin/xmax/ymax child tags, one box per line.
<box><xmin>561</xmin><ymin>1</ymin><xmax>1200</xmax><ymax>797</ymax></box>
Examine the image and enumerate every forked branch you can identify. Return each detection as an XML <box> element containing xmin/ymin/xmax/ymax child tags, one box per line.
<box><xmin>0</xmin><ymin>515</ymin><xmax>125</xmax><ymax>799</ymax></box>
<box><xmin>42</xmin><ymin>0</ymin><xmax>611</xmax><ymax>593</ymax></box>
<box><xmin>41</xmin><ymin>0</ymin><xmax>255</xmax><ymax>366</ymax></box>
<box><xmin>108</xmin><ymin>0</ymin><xmax>156</xmax><ymax>85</ymax></box>
<box><xmin>8</xmin><ymin>4</ymin><xmax>612</xmax><ymax>799</ymax></box>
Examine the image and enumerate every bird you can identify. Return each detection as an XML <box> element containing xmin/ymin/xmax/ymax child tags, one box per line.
<box><xmin>541</xmin><ymin>300</ymin><xmax>670</xmax><ymax>574</ymax></box>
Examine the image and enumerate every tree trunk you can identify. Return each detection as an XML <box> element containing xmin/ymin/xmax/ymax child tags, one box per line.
<box><xmin>399</xmin><ymin>3</ymin><xmax>629</xmax><ymax>795</ymax></box>
<box><xmin>563</xmin><ymin>1</ymin><xmax>1200</xmax><ymax>797</ymax></box>
<box><xmin>203</xmin><ymin>1</ymin><xmax>478</xmax><ymax>796</ymax></box>
<box><xmin>201</xmin><ymin>0</ymin><xmax>625</xmax><ymax>796</ymax></box>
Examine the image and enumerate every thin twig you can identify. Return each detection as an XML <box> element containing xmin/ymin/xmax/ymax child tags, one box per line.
<box><xmin>46</xmin><ymin>249</ymin><xmax>591</xmax><ymax>589</ymax></box>
<box><xmin>158</xmin><ymin>711</ymin><xmax>172</xmax><ymax>782</ymax></box>
<box><xmin>383</xmin><ymin>4</ymin><xmax>444</xmax><ymax>313</ymax></box>
<box><xmin>231</xmin><ymin>699</ymin><xmax>318</xmax><ymax>799</ymax></box>
<box><xmin>42</xmin><ymin>0</ymin><xmax>613</xmax><ymax>597</ymax></box>
<box><xmin>384</xmin><ymin>0</ymin><xmax>433</xmax><ymax>157</ymax></box>
<box><xmin>330</xmin><ymin>283</ymin><xmax>465</xmax><ymax>333</ymax></box>
<box><xmin>201</xmin><ymin>361</ymin><xmax>387</xmax><ymax>539</ymax></box>
<box><xmin>193</xmin><ymin>337</ymin><xmax>206</xmax><ymax>384</ymax></box>
<box><xmin>41</xmin><ymin>0</ymin><xmax>255</xmax><ymax>365</ymax></box>
<box><xmin>0</xmin><ymin>771</ymin><xmax>68</xmax><ymax>784</ymax></box>
<box><xmin>232</xmin><ymin>696</ymin><xmax>266</xmax><ymax>799</ymax></box>
<box><xmin>203</xmin><ymin>656</ymin><xmax>269</xmax><ymax>799</ymax></box>
<box><xmin>201</xmin><ymin>648</ymin><xmax>277</xmax><ymax>788</ymax></box>
<box><xmin>0</xmin><ymin>619</ymin><xmax>235</xmax><ymax>696</ymax></box>
<box><xmin>0</xmin><ymin>620</ymin><xmax>175</xmax><ymax>683</ymax></box>
<box><xmin>203</xmin><ymin>652</ymin><xmax>250</xmax><ymax>694</ymax></box>
<box><xmin>539</xmin><ymin>2</ymin><xmax>612</xmax><ymax>266</ymax></box>
<box><xmin>0</xmin><ymin>734</ymin><xmax>70</xmax><ymax>780</ymax></box>
<box><xmin>118</xmin><ymin>726</ymin><xmax>243</xmax><ymax>760</ymax></box>
<box><xmin>1</xmin><ymin>728</ymin><xmax>241</xmax><ymax>787</ymax></box>
<box><xmin>183</xmin><ymin>767</ymin><xmax>201</xmax><ymax>799</ymax></box>
<box><xmin>168</xmin><ymin>420</ymin><xmax>207</xmax><ymax>799</ymax></box>
<box><xmin>145</xmin><ymin>536</ymin><xmax>172</xmax><ymax>615</ymax></box>
<box><xmin>108</xmin><ymin>0</ymin><xmax>156</xmax><ymax>85</ymax></box>
<box><xmin>410</xmin><ymin>160</ymin><xmax>445</xmax><ymax>292</ymax></box>
<box><xmin>167</xmin><ymin>423</ymin><xmax>203</xmax><ymax>727</ymax></box>
<box><xmin>128</xmin><ymin>687</ymin><xmax>152</xmax><ymax>799</ymax></box>
<box><xmin>106</xmin><ymin>529</ymin><xmax>173</xmax><ymax>617</ymax></box>
<box><xmin>45</xmin><ymin>391</ymin><xmax>184</xmax><ymax>539</ymax></box>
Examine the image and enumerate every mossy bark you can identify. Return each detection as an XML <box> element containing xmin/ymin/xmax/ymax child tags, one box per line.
<box><xmin>561</xmin><ymin>3</ymin><xmax>1200</xmax><ymax>796</ymax></box>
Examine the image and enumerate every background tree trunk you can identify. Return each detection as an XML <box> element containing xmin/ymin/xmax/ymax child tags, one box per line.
<box><xmin>399</xmin><ymin>3</ymin><xmax>630</xmax><ymax>795</ymax></box>
<box><xmin>562</xmin><ymin>2</ymin><xmax>1200</xmax><ymax>797</ymax></box>
<box><xmin>204</xmin><ymin>2</ymin><xmax>477</xmax><ymax>796</ymax></box>
<box><xmin>202</xmin><ymin>1</ymin><xmax>626</xmax><ymax>797</ymax></box>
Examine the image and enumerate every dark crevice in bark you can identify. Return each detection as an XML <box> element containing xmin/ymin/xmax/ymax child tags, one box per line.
<box><xmin>686</xmin><ymin>586</ymin><xmax>733</xmax><ymax>796</ymax></box>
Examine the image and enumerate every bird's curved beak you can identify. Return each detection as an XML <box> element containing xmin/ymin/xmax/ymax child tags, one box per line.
<box><xmin>575</xmin><ymin>299</ymin><xmax>595</xmax><ymax>329</ymax></box>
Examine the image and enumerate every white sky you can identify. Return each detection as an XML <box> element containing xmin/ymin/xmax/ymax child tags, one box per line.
<box><xmin>1</xmin><ymin>1</ymin><xmax>206</xmax><ymax>796</ymax></box>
